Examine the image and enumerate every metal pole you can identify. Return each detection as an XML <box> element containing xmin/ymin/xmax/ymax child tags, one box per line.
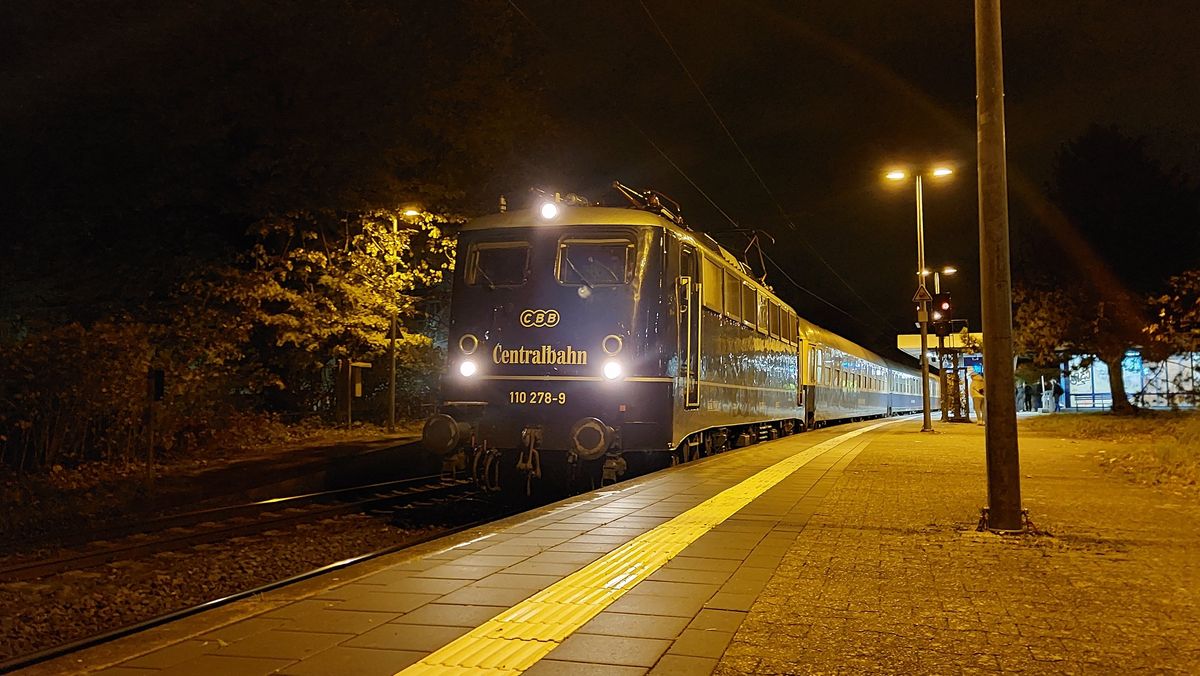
<box><xmin>934</xmin><ymin>272</ymin><xmax>949</xmax><ymax>420</ymax></box>
<box><xmin>975</xmin><ymin>0</ymin><xmax>1023</xmax><ymax>531</ymax></box>
<box><xmin>388</xmin><ymin>218</ymin><xmax>398</xmax><ymax>432</ymax></box>
<box><xmin>916</xmin><ymin>176</ymin><xmax>933</xmax><ymax>432</ymax></box>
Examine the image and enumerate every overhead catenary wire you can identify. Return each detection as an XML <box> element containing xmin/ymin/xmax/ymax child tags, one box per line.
<box><xmin>638</xmin><ymin>1</ymin><xmax>902</xmax><ymax>333</ymax></box>
<box><xmin>505</xmin><ymin>0</ymin><xmax>891</xmax><ymax>334</ymax></box>
<box><xmin>623</xmin><ymin>115</ymin><xmax>874</xmax><ymax>329</ymax></box>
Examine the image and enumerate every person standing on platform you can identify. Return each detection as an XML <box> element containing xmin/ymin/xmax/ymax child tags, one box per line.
<box><xmin>1022</xmin><ymin>383</ymin><xmax>1034</xmax><ymax>412</ymax></box>
<box><xmin>1052</xmin><ymin>379</ymin><xmax>1064</xmax><ymax>412</ymax></box>
<box><xmin>970</xmin><ymin>371</ymin><xmax>986</xmax><ymax>425</ymax></box>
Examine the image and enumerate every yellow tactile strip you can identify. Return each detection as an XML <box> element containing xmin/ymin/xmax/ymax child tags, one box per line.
<box><xmin>398</xmin><ymin>419</ymin><xmax>895</xmax><ymax>675</ymax></box>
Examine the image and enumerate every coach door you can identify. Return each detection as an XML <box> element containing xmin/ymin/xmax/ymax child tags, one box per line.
<box><xmin>679</xmin><ymin>245</ymin><xmax>700</xmax><ymax>409</ymax></box>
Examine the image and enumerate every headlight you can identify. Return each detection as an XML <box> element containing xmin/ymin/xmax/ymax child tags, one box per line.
<box><xmin>540</xmin><ymin>202</ymin><xmax>559</xmax><ymax>219</ymax></box>
<box><xmin>459</xmin><ymin>360</ymin><xmax>477</xmax><ymax>377</ymax></box>
<box><xmin>602</xmin><ymin>360</ymin><xmax>623</xmax><ymax>380</ymax></box>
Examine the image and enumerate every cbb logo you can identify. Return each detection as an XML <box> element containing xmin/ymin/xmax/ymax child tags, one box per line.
<box><xmin>520</xmin><ymin>309</ymin><xmax>560</xmax><ymax>328</ymax></box>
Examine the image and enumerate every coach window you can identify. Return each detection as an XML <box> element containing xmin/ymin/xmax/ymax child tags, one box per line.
<box><xmin>702</xmin><ymin>256</ymin><xmax>723</xmax><ymax>311</ymax></box>
<box><xmin>757</xmin><ymin>292</ymin><xmax>769</xmax><ymax>334</ymax></box>
<box><xmin>467</xmin><ymin>241</ymin><xmax>530</xmax><ymax>287</ymax></box>
<box><xmin>724</xmin><ymin>270</ymin><xmax>741</xmax><ymax>320</ymax></box>
<box><xmin>742</xmin><ymin>283</ymin><xmax>757</xmax><ymax>329</ymax></box>
<box><xmin>557</xmin><ymin>238</ymin><xmax>635</xmax><ymax>286</ymax></box>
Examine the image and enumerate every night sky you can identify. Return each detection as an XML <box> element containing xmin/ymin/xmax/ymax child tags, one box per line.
<box><xmin>5</xmin><ymin>1</ymin><xmax>1199</xmax><ymax>357</ymax></box>
<box><xmin>509</xmin><ymin>1</ymin><xmax>1200</xmax><ymax>354</ymax></box>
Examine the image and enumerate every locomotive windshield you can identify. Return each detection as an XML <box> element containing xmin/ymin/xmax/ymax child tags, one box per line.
<box><xmin>467</xmin><ymin>241</ymin><xmax>529</xmax><ymax>287</ymax></box>
<box><xmin>557</xmin><ymin>238</ymin><xmax>635</xmax><ymax>286</ymax></box>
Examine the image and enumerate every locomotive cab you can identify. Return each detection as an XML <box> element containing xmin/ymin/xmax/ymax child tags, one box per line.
<box><xmin>424</xmin><ymin>206</ymin><xmax>674</xmax><ymax>491</ymax></box>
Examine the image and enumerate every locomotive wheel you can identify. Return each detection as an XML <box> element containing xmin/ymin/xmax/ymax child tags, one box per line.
<box><xmin>472</xmin><ymin>448</ymin><xmax>502</xmax><ymax>492</ymax></box>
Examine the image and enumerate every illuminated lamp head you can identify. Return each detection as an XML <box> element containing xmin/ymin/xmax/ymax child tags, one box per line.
<box><xmin>540</xmin><ymin>202</ymin><xmax>559</xmax><ymax>220</ymax></box>
<box><xmin>602</xmin><ymin>360</ymin><xmax>623</xmax><ymax>380</ymax></box>
<box><xmin>459</xmin><ymin>360</ymin><xmax>477</xmax><ymax>377</ymax></box>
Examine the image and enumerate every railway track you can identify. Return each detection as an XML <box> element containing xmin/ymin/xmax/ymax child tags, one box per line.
<box><xmin>0</xmin><ymin>497</ymin><xmax>525</xmax><ymax>672</ymax></box>
<box><xmin>0</xmin><ymin>474</ymin><xmax>475</xmax><ymax>582</ymax></box>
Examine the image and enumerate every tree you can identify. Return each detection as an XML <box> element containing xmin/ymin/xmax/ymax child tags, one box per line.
<box><xmin>1146</xmin><ymin>270</ymin><xmax>1200</xmax><ymax>355</ymax></box>
<box><xmin>198</xmin><ymin>209</ymin><xmax>457</xmax><ymax>413</ymax></box>
<box><xmin>1013</xmin><ymin>126</ymin><xmax>1200</xmax><ymax>411</ymax></box>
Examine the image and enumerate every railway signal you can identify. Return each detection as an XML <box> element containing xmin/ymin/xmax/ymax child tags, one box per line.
<box><xmin>932</xmin><ymin>292</ymin><xmax>953</xmax><ymax>337</ymax></box>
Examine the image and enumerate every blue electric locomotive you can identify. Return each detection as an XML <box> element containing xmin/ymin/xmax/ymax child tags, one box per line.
<box><xmin>421</xmin><ymin>186</ymin><xmax>933</xmax><ymax>492</ymax></box>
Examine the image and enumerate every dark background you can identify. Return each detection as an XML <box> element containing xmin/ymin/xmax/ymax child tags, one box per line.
<box><xmin>4</xmin><ymin>1</ymin><xmax>1198</xmax><ymax>357</ymax></box>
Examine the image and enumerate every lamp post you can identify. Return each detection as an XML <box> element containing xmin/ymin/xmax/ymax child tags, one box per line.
<box><xmin>388</xmin><ymin>207</ymin><xmax>422</xmax><ymax>433</ymax></box>
<box><xmin>886</xmin><ymin>167</ymin><xmax>954</xmax><ymax>432</ymax></box>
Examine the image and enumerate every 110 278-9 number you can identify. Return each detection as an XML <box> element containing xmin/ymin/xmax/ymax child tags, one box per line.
<box><xmin>508</xmin><ymin>391</ymin><xmax>567</xmax><ymax>405</ymax></box>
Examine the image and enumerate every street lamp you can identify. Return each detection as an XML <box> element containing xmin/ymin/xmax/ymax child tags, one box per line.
<box><xmin>388</xmin><ymin>206</ymin><xmax>422</xmax><ymax>432</ymax></box>
<box><xmin>886</xmin><ymin>166</ymin><xmax>954</xmax><ymax>432</ymax></box>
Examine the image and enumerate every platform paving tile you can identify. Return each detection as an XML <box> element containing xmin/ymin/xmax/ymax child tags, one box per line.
<box><xmin>276</xmin><ymin>608</ymin><xmax>397</xmax><ymax>634</ymax></box>
<box><xmin>158</xmin><ymin>654</ymin><xmax>292</xmax><ymax>676</ymax></box>
<box><xmin>258</xmin><ymin>599</ymin><xmax>337</xmax><ymax>618</ymax></box>
<box><xmin>625</xmin><ymin>580</ymin><xmax>722</xmax><ymax>600</ymax></box>
<box><xmin>416</xmin><ymin>562</ymin><xmax>515</xmax><ymax>580</ymax></box>
<box><xmin>646</xmin><ymin>566</ymin><xmax>732</xmax><ymax>586</ymax></box>
<box><xmin>661</xmin><ymin>556</ymin><xmax>742</xmax><ymax>573</ymax></box>
<box><xmin>608</xmin><ymin>593</ymin><xmax>710</xmax><ymax>618</ymax></box>
<box><xmin>277</xmin><ymin>646</ymin><xmax>425</xmax><ymax>676</ymax></box>
<box><xmin>568</xmin><ymin>534</ymin><xmax>637</xmax><ymax>546</ymax></box>
<box><xmin>197</xmin><ymin>617</ymin><xmax>289</xmax><ymax>644</ymax></box>
<box><xmin>585</xmin><ymin>525</ymin><xmax>655</xmax><ymax>538</ymax></box>
<box><xmin>502</xmin><ymin>559</ymin><xmax>588</xmax><ymax>576</ymax></box>
<box><xmin>577</xmin><ymin>611</ymin><xmax>690</xmax><ymax>640</ymax></box>
<box><xmin>388</xmin><ymin>602</ymin><xmax>503</xmax><ymax>627</ymax></box>
<box><xmin>546</xmin><ymin>633</ymin><xmax>672</xmax><ymax>668</ymax></box>
<box><xmin>448</xmin><ymin>553</ymin><xmax>530</xmax><ymax>567</ymax></box>
<box><xmin>472</xmin><ymin>571</ymin><xmax>563</xmax><ymax>589</ymax></box>
<box><xmin>435</xmin><ymin>583</ymin><xmax>537</xmax><ymax>607</ymax></box>
<box><xmin>687</xmin><ymin>609</ymin><xmax>746</xmax><ymax>633</ymax></box>
<box><xmin>674</xmin><ymin>544</ymin><xmax>752</xmax><ymax>561</ymax></box>
<box><xmin>703</xmin><ymin>591</ymin><xmax>761</xmax><ymax>613</ymax></box>
<box><xmin>472</xmin><ymin>542</ymin><xmax>553</xmax><ymax>557</ymax></box>
<box><xmin>666</xmin><ymin>628</ymin><xmax>734</xmax><ymax>660</ymax></box>
<box><xmin>121</xmin><ymin>640</ymin><xmax>215</xmax><ymax>669</ymax></box>
<box><xmin>212</xmin><ymin>629</ymin><xmax>344</xmax><ymax>660</ymax></box>
<box><xmin>344</xmin><ymin>622</ymin><xmax>469</xmax><ymax>652</ymax></box>
<box><xmin>524</xmin><ymin>549</ymin><xmax>604</xmax><ymax>565</ymax></box>
<box><xmin>648</xmin><ymin>654</ymin><xmax>720</xmax><ymax>675</ymax></box>
<box><xmin>94</xmin><ymin>668</ymin><xmax>159</xmax><ymax>676</ymax></box>
<box><xmin>329</xmin><ymin>590</ymin><xmax>441</xmax><ymax>613</ymax></box>
<box><xmin>327</xmin><ymin>576</ymin><xmax>470</xmax><ymax>596</ymax></box>
<box><xmin>551</xmin><ymin>540</ymin><xmax>626</xmax><ymax>553</ymax></box>
<box><xmin>524</xmin><ymin>660</ymin><xmax>648</xmax><ymax>675</ymax></box>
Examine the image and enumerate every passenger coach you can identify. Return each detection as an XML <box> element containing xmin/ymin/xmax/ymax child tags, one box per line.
<box><xmin>422</xmin><ymin>188</ymin><xmax>934</xmax><ymax>493</ymax></box>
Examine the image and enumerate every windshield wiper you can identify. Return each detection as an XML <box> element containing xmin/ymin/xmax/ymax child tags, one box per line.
<box><xmin>563</xmin><ymin>253</ymin><xmax>594</xmax><ymax>289</ymax></box>
<box><xmin>475</xmin><ymin>265</ymin><xmax>497</xmax><ymax>290</ymax></box>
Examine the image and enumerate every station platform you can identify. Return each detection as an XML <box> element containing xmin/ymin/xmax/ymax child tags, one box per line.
<box><xmin>30</xmin><ymin>417</ymin><xmax>1200</xmax><ymax>675</ymax></box>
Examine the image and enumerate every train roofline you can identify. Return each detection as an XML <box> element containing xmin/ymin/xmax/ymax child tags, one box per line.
<box><xmin>466</xmin><ymin>206</ymin><xmax>925</xmax><ymax>378</ymax></box>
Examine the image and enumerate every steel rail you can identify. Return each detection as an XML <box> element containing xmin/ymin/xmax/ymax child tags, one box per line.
<box><xmin>0</xmin><ymin>475</ymin><xmax>471</xmax><ymax>582</ymax></box>
<box><xmin>0</xmin><ymin>503</ymin><xmax>519</xmax><ymax>674</ymax></box>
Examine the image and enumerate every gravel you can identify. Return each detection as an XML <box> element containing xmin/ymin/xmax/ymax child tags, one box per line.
<box><xmin>0</xmin><ymin>513</ymin><xmax>436</xmax><ymax>664</ymax></box>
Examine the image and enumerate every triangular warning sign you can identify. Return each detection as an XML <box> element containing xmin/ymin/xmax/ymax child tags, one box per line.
<box><xmin>912</xmin><ymin>286</ymin><xmax>933</xmax><ymax>303</ymax></box>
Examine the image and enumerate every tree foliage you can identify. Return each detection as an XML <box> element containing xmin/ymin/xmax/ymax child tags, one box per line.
<box><xmin>1</xmin><ymin>209</ymin><xmax>457</xmax><ymax>472</ymax></box>
<box><xmin>1146</xmin><ymin>270</ymin><xmax>1200</xmax><ymax>355</ymax></box>
<box><xmin>1013</xmin><ymin>126</ymin><xmax>1200</xmax><ymax>411</ymax></box>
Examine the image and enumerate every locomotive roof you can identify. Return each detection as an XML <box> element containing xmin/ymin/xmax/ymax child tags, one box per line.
<box><xmin>466</xmin><ymin>206</ymin><xmax>747</xmax><ymax>271</ymax></box>
<box><xmin>466</xmin><ymin>206</ymin><xmax>924</xmax><ymax>377</ymax></box>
